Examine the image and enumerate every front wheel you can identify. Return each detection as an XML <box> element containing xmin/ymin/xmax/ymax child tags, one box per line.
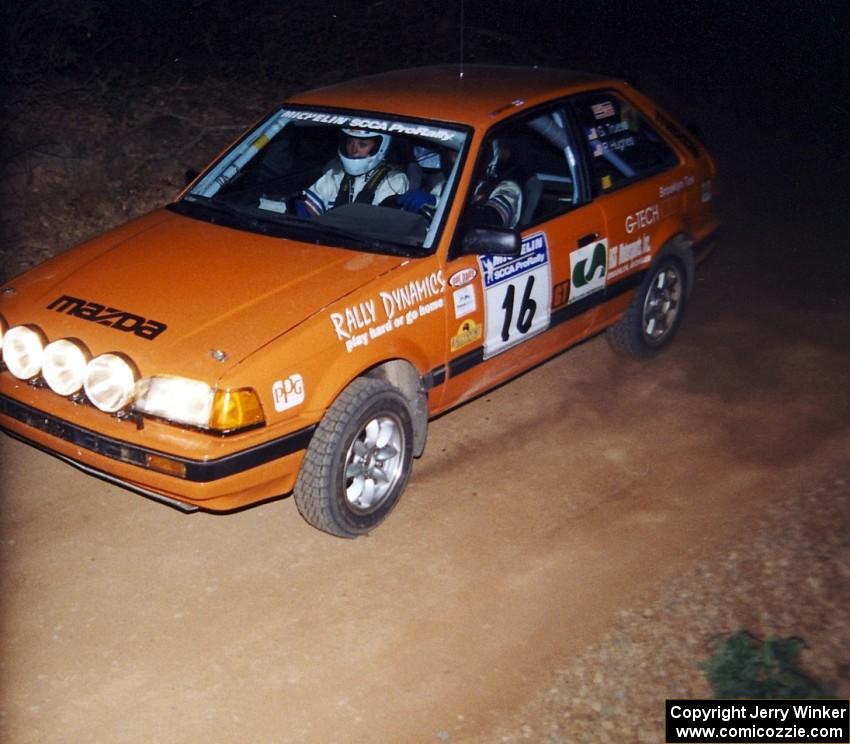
<box><xmin>606</xmin><ymin>256</ymin><xmax>687</xmax><ymax>359</ymax></box>
<box><xmin>293</xmin><ymin>378</ymin><xmax>414</xmax><ymax>537</ymax></box>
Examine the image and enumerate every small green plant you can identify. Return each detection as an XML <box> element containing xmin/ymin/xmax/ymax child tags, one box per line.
<box><xmin>701</xmin><ymin>631</ymin><xmax>834</xmax><ymax>699</ymax></box>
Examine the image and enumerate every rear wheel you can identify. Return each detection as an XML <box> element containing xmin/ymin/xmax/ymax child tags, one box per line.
<box><xmin>606</xmin><ymin>256</ymin><xmax>686</xmax><ymax>359</ymax></box>
<box><xmin>293</xmin><ymin>378</ymin><xmax>413</xmax><ymax>537</ymax></box>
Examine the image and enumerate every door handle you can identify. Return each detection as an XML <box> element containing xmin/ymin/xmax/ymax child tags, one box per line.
<box><xmin>577</xmin><ymin>232</ymin><xmax>600</xmax><ymax>248</ymax></box>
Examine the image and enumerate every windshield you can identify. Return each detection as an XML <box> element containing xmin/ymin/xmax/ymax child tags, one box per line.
<box><xmin>177</xmin><ymin>106</ymin><xmax>469</xmax><ymax>255</ymax></box>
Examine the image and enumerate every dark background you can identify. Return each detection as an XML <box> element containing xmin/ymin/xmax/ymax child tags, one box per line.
<box><xmin>2</xmin><ymin>1</ymin><xmax>847</xmax><ymax>136</ymax></box>
<box><xmin>2</xmin><ymin>1</ymin><xmax>846</xmax><ymax>92</ymax></box>
<box><xmin>0</xmin><ymin>1</ymin><xmax>847</xmax><ymax>341</ymax></box>
<box><xmin>1</xmin><ymin>0</ymin><xmax>847</xmax><ymax>278</ymax></box>
<box><xmin>0</xmin><ymin>0</ymin><xmax>848</xmax><ymax>311</ymax></box>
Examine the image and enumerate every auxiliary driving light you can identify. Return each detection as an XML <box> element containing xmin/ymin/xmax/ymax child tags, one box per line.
<box><xmin>83</xmin><ymin>353</ymin><xmax>137</xmax><ymax>412</ymax></box>
<box><xmin>4</xmin><ymin>325</ymin><xmax>46</xmax><ymax>380</ymax></box>
<box><xmin>42</xmin><ymin>339</ymin><xmax>90</xmax><ymax>396</ymax></box>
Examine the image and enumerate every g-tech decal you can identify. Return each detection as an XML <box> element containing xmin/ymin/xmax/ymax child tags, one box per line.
<box><xmin>272</xmin><ymin>374</ymin><xmax>305</xmax><ymax>412</ymax></box>
<box><xmin>47</xmin><ymin>295</ymin><xmax>167</xmax><ymax>340</ymax></box>
<box><xmin>625</xmin><ymin>204</ymin><xmax>659</xmax><ymax>234</ymax></box>
<box><xmin>329</xmin><ymin>270</ymin><xmax>446</xmax><ymax>353</ymax></box>
<box><xmin>569</xmin><ymin>239</ymin><xmax>608</xmax><ymax>303</ymax></box>
<box><xmin>607</xmin><ymin>235</ymin><xmax>651</xmax><ymax>281</ymax></box>
<box><xmin>453</xmin><ymin>285</ymin><xmax>476</xmax><ymax>319</ymax></box>
<box><xmin>479</xmin><ymin>232</ymin><xmax>551</xmax><ymax>359</ymax></box>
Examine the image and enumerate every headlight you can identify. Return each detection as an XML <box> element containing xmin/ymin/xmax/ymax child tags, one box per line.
<box><xmin>134</xmin><ymin>378</ymin><xmax>265</xmax><ymax>432</ymax></box>
<box><xmin>42</xmin><ymin>339</ymin><xmax>89</xmax><ymax>396</ymax></box>
<box><xmin>84</xmin><ymin>353</ymin><xmax>137</xmax><ymax>412</ymax></box>
<box><xmin>134</xmin><ymin>376</ymin><xmax>214</xmax><ymax>428</ymax></box>
<box><xmin>4</xmin><ymin>325</ymin><xmax>46</xmax><ymax>380</ymax></box>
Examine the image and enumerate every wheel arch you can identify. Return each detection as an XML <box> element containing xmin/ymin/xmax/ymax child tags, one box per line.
<box><xmin>362</xmin><ymin>358</ymin><xmax>428</xmax><ymax>457</ymax></box>
<box><xmin>654</xmin><ymin>232</ymin><xmax>696</xmax><ymax>296</ymax></box>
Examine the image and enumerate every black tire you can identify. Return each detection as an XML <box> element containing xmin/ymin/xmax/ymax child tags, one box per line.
<box><xmin>606</xmin><ymin>256</ymin><xmax>687</xmax><ymax>359</ymax></box>
<box><xmin>293</xmin><ymin>378</ymin><xmax>414</xmax><ymax>538</ymax></box>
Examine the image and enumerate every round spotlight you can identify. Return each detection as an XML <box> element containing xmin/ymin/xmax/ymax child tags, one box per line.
<box><xmin>4</xmin><ymin>325</ymin><xmax>46</xmax><ymax>380</ymax></box>
<box><xmin>84</xmin><ymin>353</ymin><xmax>137</xmax><ymax>412</ymax></box>
<box><xmin>43</xmin><ymin>339</ymin><xmax>89</xmax><ymax>396</ymax></box>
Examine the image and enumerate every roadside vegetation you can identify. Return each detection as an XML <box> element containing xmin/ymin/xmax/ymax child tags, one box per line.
<box><xmin>702</xmin><ymin>632</ymin><xmax>834</xmax><ymax>699</ymax></box>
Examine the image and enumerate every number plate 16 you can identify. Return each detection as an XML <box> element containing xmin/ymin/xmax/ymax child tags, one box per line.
<box><xmin>479</xmin><ymin>232</ymin><xmax>552</xmax><ymax>359</ymax></box>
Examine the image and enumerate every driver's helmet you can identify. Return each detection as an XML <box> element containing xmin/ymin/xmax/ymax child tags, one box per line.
<box><xmin>413</xmin><ymin>144</ymin><xmax>441</xmax><ymax>171</ymax></box>
<box><xmin>338</xmin><ymin>128</ymin><xmax>391</xmax><ymax>176</ymax></box>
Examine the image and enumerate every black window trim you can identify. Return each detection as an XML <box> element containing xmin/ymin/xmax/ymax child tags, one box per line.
<box><xmin>448</xmin><ymin>98</ymin><xmax>594</xmax><ymax>259</ymax></box>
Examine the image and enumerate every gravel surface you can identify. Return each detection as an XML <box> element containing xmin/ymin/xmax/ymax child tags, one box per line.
<box><xmin>477</xmin><ymin>458</ymin><xmax>850</xmax><ymax>742</ymax></box>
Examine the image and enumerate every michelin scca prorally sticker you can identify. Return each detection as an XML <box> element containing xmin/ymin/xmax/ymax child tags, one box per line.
<box><xmin>478</xmin><ymin>232</ymin><xmax>551</xmax><ymax>359</ymax></box>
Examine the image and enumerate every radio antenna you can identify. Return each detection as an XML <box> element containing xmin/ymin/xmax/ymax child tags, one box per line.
<box><xmin>459</xmin><ymin>0</ymin><xmax>465</xmax><ymax>78</ymax></box>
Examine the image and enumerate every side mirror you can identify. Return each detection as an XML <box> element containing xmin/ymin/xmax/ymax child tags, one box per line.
<box><xmin>184</xmin><ymin>168</ymin><xmax>200</xmax><ymax>185</ymax></box>
<box><xmin>461</xmin><ymin>226</ymin><xmax>521</xmax><ymax>256</ymax></box>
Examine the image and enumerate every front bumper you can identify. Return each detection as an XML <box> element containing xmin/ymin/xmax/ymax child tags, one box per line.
<box><xmin>0</xmin><ymin>394</ymin><xmax>314</xmax><ymax>511</ymax></box>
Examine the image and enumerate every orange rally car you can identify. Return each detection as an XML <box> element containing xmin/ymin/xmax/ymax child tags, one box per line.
<box><xmin>0</xmin><ymin>65</ymin><xmax>718</xmax><ymax>537</ymax></box>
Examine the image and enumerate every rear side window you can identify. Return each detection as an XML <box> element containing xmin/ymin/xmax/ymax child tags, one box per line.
<box><xmin>572</xmin><ymin>91</ymin><xmax>678</xmax><ymax>193</ymax></box>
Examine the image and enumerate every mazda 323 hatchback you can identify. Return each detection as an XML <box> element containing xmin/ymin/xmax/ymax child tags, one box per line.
<box><xmin>0</xmin><ymin>66</ymin><xmax>718</xmax><ymax>537</ymax></box>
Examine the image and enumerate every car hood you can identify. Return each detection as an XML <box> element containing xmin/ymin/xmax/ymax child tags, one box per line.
<box><xmin>2</xmin><ymin>209</ymin><xmax>404</xmax><ymax>380</ymax></box>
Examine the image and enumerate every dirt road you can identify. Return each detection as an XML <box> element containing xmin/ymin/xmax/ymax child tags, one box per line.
<box><xmin>2</xmin><ymin>231</ymin><xmax>848</xmax><ymax>742</ymax></box>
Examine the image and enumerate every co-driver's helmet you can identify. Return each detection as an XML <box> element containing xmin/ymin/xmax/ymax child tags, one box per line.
<box><xmin>413</xmin><ymin>144</ymin><xmax>441</xmax><ymax>171</ymax></box>
<box><xmin>339</xmin><ymin>128</ymin><xmax>391</xmax><ymax>176</ymax></box>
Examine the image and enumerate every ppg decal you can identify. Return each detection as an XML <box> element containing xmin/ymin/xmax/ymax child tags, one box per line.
<box><xmin>272</xmin><ymin>374</ymin><xmax>305</xmax><ymax>412</ymax></box>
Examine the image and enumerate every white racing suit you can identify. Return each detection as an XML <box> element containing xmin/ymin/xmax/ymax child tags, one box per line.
<box><xmin>473</xmin><ymin>178</ymin><xmax>522</xmax><ymax>228</ymax></box>
<box><xmin>303</xmin><ymin>165</ymin><xmax>409</xmax><ymax>216</ymax></box>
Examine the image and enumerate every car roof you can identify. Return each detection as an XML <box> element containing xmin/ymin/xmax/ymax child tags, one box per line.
<box><xmin>288</xmin><ymin>65</ymin><xmax>614</xmax><ymax>128</ymax></box>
